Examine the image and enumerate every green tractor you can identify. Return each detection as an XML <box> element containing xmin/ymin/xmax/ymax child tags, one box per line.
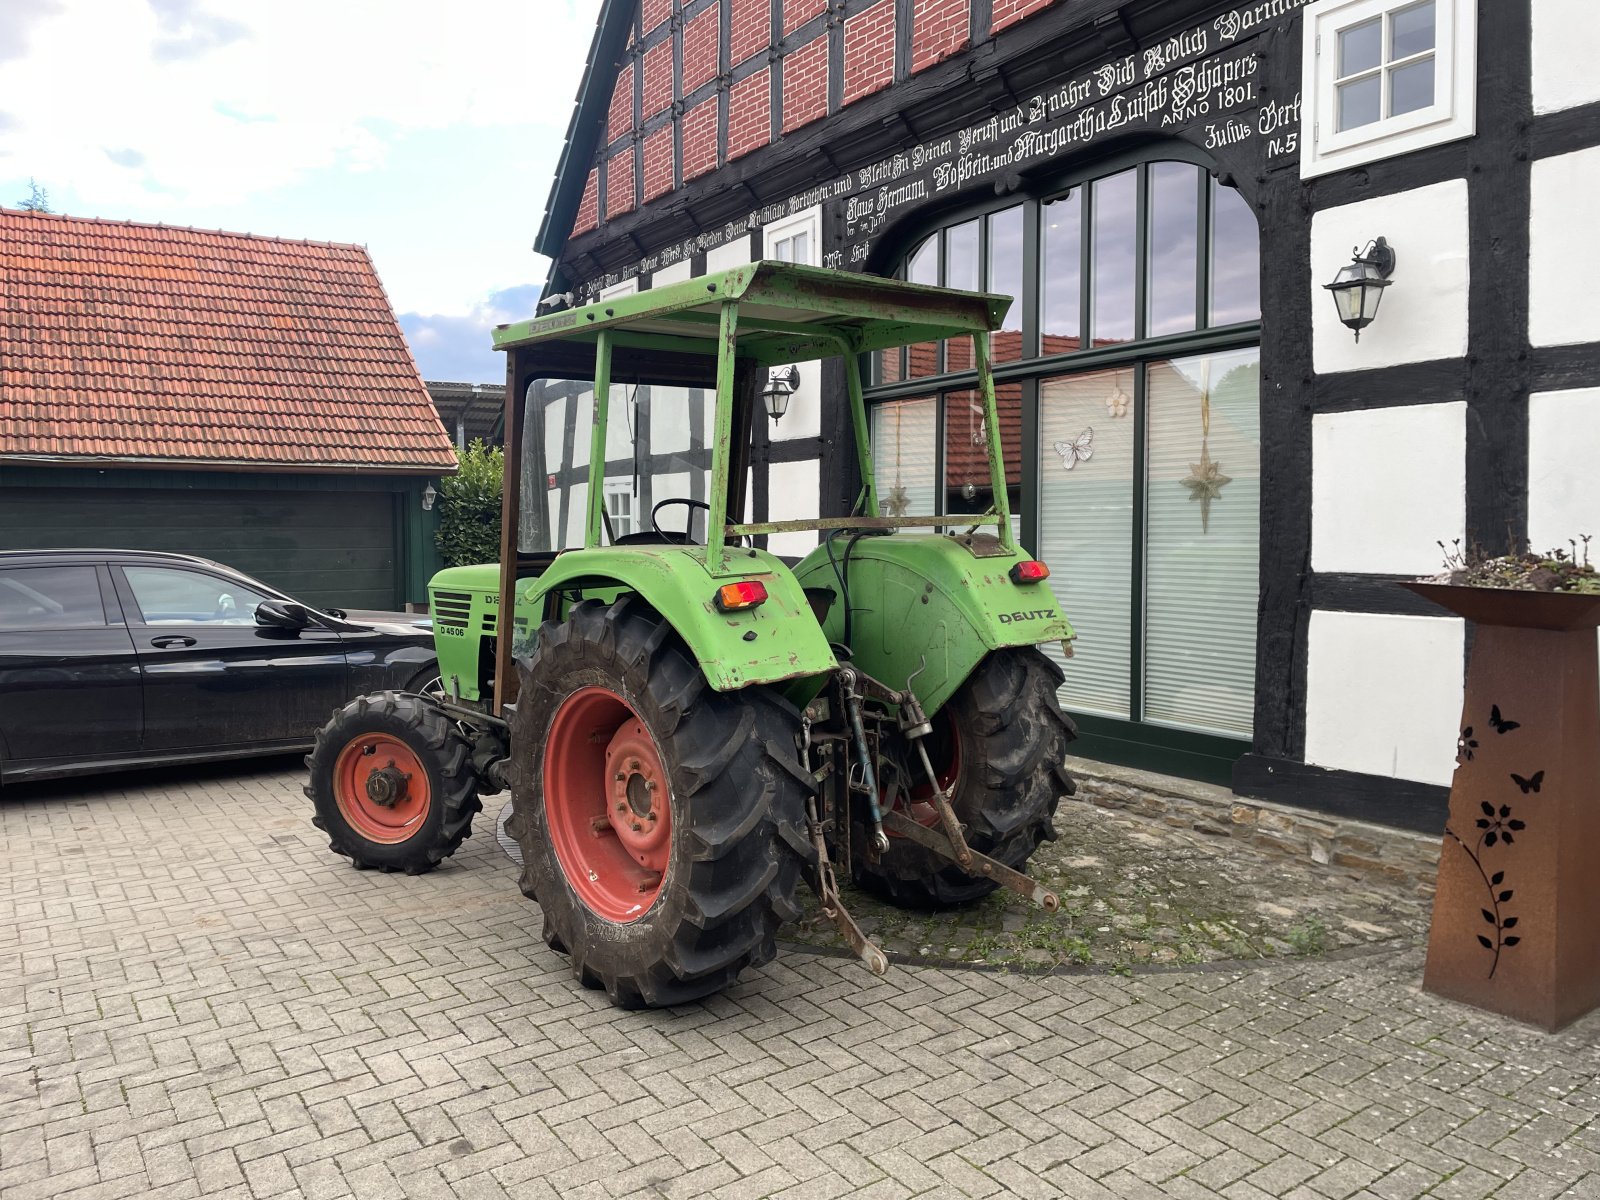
<box><xmin>306</xmin><ymin>263</ymin><xmax>1078</xmax><ymax>1007</ymax></box>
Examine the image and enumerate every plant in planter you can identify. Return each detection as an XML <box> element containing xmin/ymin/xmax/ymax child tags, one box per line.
<box><xmin>1402</xmin><ymin>535</ymin><xmax>1600</xmax><ymax>1031</ymax></box>
<box><xmin>1425</xmin><ymin>536</ymin><xmax>1599</xmax><ymax>594</ymax></box>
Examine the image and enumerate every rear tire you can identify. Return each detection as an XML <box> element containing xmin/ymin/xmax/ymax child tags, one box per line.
<box><xmin>306</xmin><ymin>692</ymin><xmax>482</xmax><ymax>874</ymax></box>
<box><xmin>854</xmin><ymin>647</ymin><xmax>1077</xmax><ymax>908</ymax></box>
<box><xmin>508</xmin><ymin>597</ymin><xmax>812</xmax><ymax>1009</ymax></box>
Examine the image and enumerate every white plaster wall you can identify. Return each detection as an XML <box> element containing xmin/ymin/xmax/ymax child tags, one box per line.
<box><xmin>650</xmin><ymin>260</ymin><xmax>692</xmax><ymax>287</ymax></box>
<box><xmin>1532</xmin><ymin>0</ymin><xmax>1600</xmax><ymax>115</ymax></box>
<box><xmin>1528</xmin><ymin>388</ymin><xmax>1600</xmax><ymax>549</ymax></box>
<box><xmin>1530</xmin><ymin>146</ymin><xmax>1600</xmax><ymax>348</ymax></box>
<box><xmin>766</xmin><ymin>459</ymin><xmax>821</xmax><ymax>558</ymax></box>
<box><xmin>1304</xmin><ymin>610</ymin><xmax>1465</xmax><ymax>786</ymax></box>
<box><xmin>1310</xmin><ymin>180</ymin><xmax>1470</xmax><ymax>374</ymax></box>
<box><xmin>1311</xmin><ymin>403</ymin><xmax>1467</xmax><ymax>574</ymax></box>
<box><xmin>706</xmin><ymin>236</ymin><xmax>753</xmax><ymax>273</ymax></box>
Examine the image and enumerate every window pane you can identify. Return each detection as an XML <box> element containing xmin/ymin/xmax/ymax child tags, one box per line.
<box><xmin>944</xmin><ymin>384</ymin><xmax>1022</xmax><ymax>517</ymax></box>
<box><xmin>1091</xmin><ymin>169</ymin><xmax>1137</xmax><ymax>346</ymax></box>
<box><xmin>1038</xmin><ymin>370</ymin><xmax>1133</xmax><ymax>719</ymax></box>
<box><xmin>945</xmin><ymin>220</ymin><xmax>980</xmax><ymax>372</ymax></box>
<box><xmin>1338</xmin><ymin>75</ymin><xmax>1382</xmax><ymax>130</ymax></box>
<box><xmin>872</xmin><ymin>396</ymin><xmax>938</xmax><ymax>520</ymax></box>
<box><xmin>906</xmin><ymin>236</ymin><xmax>940</xmax><ymax>379</ymax></box>
<box><xmin>124</xmin><ymin>567</ymin><xmax>272</xmax><ymax>625</ymax></box>
<box><xmin>1338</xmin><ymin>17</ymin><xmax>1382</xmax><ymax>76</ymax></box>
<box><xmin>988</xmin><ymin>206</ymin><xmax>1024</xmax><ymax>363</ymax></box>
<box><xmin>1390</xmin><ymin>55</ymin><xmax>1436</xmax><ymax>115</ymax></box>
<box><xmin>1042</xmin><ymin>191</ymin><xmax>1082</xmax><ymax>356</ymax></box>
<box><xmin>1143</xmin><ymin>350</ymin><xmax>1259</xmax><ymax>737</ymax></box>
<box><xmin>1147</xmin><ymin>162</ymin><xmax>1200</xmax><ymax>338</ymax></box>
<box><xmin>0</xmin><ymin>566</ymin><xmax>105</xmax><ymax>630</ymax></box>
<box><xmin>1391</xmin><ymin>1</ymin><xmax>1435</xmax><ymax>59</ymax></box>
<box><xmin>1209</xmin><ymin>180</ymin><xmax>1260</xmax><ymax>326</ymax></box>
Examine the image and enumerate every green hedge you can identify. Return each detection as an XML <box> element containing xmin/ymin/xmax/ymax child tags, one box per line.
<box><xmin>435</xmin><ymin>441</ymin><xmax>503</xmax><ymax>568</ymax></box>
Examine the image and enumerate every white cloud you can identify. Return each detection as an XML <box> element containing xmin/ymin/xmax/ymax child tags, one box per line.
<box><xmin>0</xmin><ymin>0</ymin><xmax>599</xmax><ymax>208</ymax></box>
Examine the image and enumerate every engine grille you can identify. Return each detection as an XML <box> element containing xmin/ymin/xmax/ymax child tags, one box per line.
<box><xmin>431</xmin><ymin>590</ymin><xmax>472</xmax><ymax>630</ymax></box>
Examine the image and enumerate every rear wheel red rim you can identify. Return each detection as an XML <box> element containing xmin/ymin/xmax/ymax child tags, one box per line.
<box><xmin>544</xmin><ymin>686</ymin><xmax>672</xmax><ymax>923</ymax></box>
<box><xmin>333</xmin><ymin>734</ymin><xmax>433</xmax><ymax>844</ymax></box>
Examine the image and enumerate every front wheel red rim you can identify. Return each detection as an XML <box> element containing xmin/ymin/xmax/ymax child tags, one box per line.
<box><xmin>332</xmin><ymin>734</ymin><xmax>433</xmax><ymax>844</ymax></box>
<box><xmin>543</xmin><ymin>686</ymin><xmax>673</xmax><ymax>923</ymax></box>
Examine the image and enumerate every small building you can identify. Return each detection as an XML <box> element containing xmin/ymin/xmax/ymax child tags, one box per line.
<box><xmin>0</xmin><ymin>209</ymin><xmax>457</xmax><ymax>610</ymax></box>
<box><xmin>426</xmin><ymin>381</ymin><xmax>507</xmax><ymax>449</ymax></box>
<box><xmin>528</xmin><ymin>0</ymin><xmax>1599</xmax><ymax>831</ymax></box>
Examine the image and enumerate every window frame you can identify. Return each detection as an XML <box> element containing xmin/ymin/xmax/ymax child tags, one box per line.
<box><xmin>1301</xmin><ymin>0</ymin><xmax>1477</xmax><ymax>179</ymax></box>
<box><xmin>763</xmin><ymin>204</ymin><xmax>822</xmax><ymax>266</ymax></box>
<box><xmin>861</xmin><ymin>149</ymin><xmax>1264</xmax><ymax>782</ymax></box>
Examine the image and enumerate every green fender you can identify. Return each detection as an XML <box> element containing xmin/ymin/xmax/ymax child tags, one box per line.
<box><xmin>514</xmin><ymin>545</ymin><xmax>839</xmax><ymax>692</ymax></box>
<box><xmin>792</xmin><ymin>534</ymin><xmax>1075</xmax><ymax>715</ymax></box>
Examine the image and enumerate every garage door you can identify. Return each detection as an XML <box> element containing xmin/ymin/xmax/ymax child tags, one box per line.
<box><xmin>0</xmin><ymin>488</ymin><xmax>399</xmax><ymax>611</ymax></box>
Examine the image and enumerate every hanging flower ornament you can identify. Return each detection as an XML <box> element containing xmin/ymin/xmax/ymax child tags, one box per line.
<box><xmin>1105</xmin><ymin>378</ymin><xmax>1130</xmax><ymax>419</ymax></box>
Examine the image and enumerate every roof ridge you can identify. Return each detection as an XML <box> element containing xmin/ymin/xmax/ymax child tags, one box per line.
<box><xmin>0</xmin><ymin>205</ymin><xmax>367</xmax><ymax>253</ymax></box>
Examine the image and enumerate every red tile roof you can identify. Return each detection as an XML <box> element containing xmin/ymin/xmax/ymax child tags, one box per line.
<box><xmin>0</xmin><ymin>209</ymin><xmax>458</xmax><ymax>473</ymax></box>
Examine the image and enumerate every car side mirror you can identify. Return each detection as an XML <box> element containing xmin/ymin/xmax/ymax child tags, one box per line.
<box><xmin>256</xmin><ymin>600</ymin><xmax>312</xmax><ymax>629</ymax></box>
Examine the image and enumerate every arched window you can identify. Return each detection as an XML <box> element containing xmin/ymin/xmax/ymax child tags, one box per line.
<box><xmin>866</xmin><ymin>151</ymin><xmax>1263</xmax><ymax>780</ymax></box>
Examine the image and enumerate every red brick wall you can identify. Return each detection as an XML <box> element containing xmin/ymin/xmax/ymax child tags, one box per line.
<box><xmin>783</xmin><ymin>0</ymin><xmax>828</xmax><ymax>36</ymax></box>
<box><xmin>843</xmin><ymin>0</ymin><xmax>895</xmax><ymax>105</ymax></box>
<box><xmin>608</xmin><ymin>61</ymin><xmax>635</xmax><ymax>144</ymax></box>
<box><xmin>606</xmin><ymin>148</ymin><xmax>637</xmax><ymax>218</ymax></box>
<box><xmin>642</xmin><ymin>38</ymin><xmax>674</xmax><ymax>118</ymax></box>
<box><xmin>682</xmin><ymin>4</ymin><xmax>720</xmax><ymax>94</ymax></box>
<box><xmin>642</xmin><ymin>126</ymin><xmax>675</xmax><ymax>203</ymax></box>
<box><xmin>574</xmin><ymin>168</ymin><xmax>600</xmax><ymax>236</ymax></box>
<box><xmin>991</xmin><ymin>0</ymin><xmax>1058</xmax><ymax>35</ymax></box>
<box><xmin>782</xmin><ymin>36</ymin><xmax>828</xmax><ymax>134</ymax></box>
<box><xmin>730</xmin><ymin>0</ymin><xmax>770</xmax><ymax>67</ymax></box>
<box><xmin>912</xmin><ymin>0</ymin><xmax>969</xmax><ymax>73</ymax></box>
<box><xmin>641</xmin><ymin>0</ymin><xmax>671</xmax><ymax>35</ymax></box>
<box><xmin>681</xmin><ymin>96</ymin><xmax>720</xmax><ymax>182</ymax></box>
<box><xmin>728</xmin><ymin>68</ymin><xmax>771</xmax><ymax>160</ymax></box>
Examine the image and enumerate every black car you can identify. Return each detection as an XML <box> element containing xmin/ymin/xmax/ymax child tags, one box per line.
<box><xmin>0</xmin><ymin>549</ymin><xmax>438</xmax><ymax>784</ymax></box>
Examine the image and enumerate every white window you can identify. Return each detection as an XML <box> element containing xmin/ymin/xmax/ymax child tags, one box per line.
<box><xmin>1301</xmin><ymin>0</ymin><xmax>1476</xmax><ymax>178</ymax></box>
<box><xmin>763</xmin><ymin>205</ymin><xmax>821</xmax><ymax>265</ymax></box>
<box><xmin>603</xmin><ymin>479</ymin><xmax>636</xmax><ymax>538</ymax></box>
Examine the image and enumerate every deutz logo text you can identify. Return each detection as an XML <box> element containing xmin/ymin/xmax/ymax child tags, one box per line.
<box><xmin>998</xmin><ymin>609</ymin><xmax>1055</xmax><ymax>625</ymax></box>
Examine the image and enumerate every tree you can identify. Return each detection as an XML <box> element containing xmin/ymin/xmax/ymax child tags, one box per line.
<box><xmin>434</xmin><ymin>441</ymin><xmax>503</xmax><ymax>568</ymax></box>
<box><xmin>16</xmin><ymin>179</ymin><xmax>52</xmax><ymax>213</ymax></box>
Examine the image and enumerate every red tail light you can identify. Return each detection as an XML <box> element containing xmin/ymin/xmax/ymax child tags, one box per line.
<box><xmin>1010</xmin><ymin>560</ymin><xmax>1050</xmax><ymax>584</ymax></box>
<box><xmin>715</xmin><ymin>580</ymin><xmax>768</xmax><ymax>612</ymax></box>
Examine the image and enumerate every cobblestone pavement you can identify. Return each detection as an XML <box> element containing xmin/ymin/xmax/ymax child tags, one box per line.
<box><xmin>3</xmin><ymin>758</ymin><xmax>1598</xmax><ymax>1200</ymax></box>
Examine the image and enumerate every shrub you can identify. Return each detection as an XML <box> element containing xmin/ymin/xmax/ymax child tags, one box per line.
<box><xmin>434</xmin><ymin>441</ymin><xmax>503</xmax><ymax>568</ymax></box>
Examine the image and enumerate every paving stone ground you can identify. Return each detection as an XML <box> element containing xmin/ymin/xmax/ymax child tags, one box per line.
<box><xmin>3</xmin><ymin>756</ymin><xmax>1598</xmax><ymax>1200</ymax></box>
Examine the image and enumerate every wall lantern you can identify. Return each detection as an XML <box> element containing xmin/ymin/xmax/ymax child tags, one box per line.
<box><xmin>421</xmin><ymin>482</ymin><xmax>438</xmax><ymax>511</ymax></box>
<box><xmin>763</xmin><ymin>364</ymin><xmax>800</xmax><ymax>422</ymax></box>
<box><xmin>1324</xmin><ymin>237</ymin><xmax>1396</xmax><ymax>342</ymax></box>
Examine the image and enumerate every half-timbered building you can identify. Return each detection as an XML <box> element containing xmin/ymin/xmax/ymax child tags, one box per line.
<box><xmin>526</xmin><ymin>0</ymin><xmax>1598</xmax><ymax>831</ymax></box>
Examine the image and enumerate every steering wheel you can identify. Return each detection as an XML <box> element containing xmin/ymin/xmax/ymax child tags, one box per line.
<box><xmin>651</xmin><ymin>497</ymin><xmax>711</xmax><ymax>543</ymax></box>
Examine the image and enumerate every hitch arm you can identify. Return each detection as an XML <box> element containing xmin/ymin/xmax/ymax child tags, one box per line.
<box><xmin>880</xmin><ymin>810</ymin><xmax>1060</xmax><ymax>912</ymax></box>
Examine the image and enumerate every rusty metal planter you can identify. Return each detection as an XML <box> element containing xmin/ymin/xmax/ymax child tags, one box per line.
<box><xmin>1402</xmin><ymin>582</ymin><xmax>1600</xmax><ymax>1031</ymax></box>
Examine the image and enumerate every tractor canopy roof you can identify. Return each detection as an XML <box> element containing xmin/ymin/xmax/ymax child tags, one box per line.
<box><xmin>492</xmin><ymin>261</ymin><xmax>1012</xmax><ymax>371</ymax></box>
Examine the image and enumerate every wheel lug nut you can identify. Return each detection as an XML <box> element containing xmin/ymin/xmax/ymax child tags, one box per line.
<box><xmin>615</xmin><ymin>802</ymin><xmax>627</xmax><ymax>812</ymax></box>
<box><xmin>645</xmin><ymin>780</ymin><xmax>657</xmax><ymax>792</ymax></box>
<box><xmin>614</xmin><ymin>771</ymin><xmax>626</xmax><ymax>782</ymax></box>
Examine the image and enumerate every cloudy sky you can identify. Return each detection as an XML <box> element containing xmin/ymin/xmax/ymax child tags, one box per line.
<box><xmin>0</xmin><ymin>0</ymin><xmax>602</xmax><ymax>383</ymax></box>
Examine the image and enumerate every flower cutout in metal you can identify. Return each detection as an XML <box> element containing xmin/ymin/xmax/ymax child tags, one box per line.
<box><xmin>1476</xmin><ymin>801</ymin><xmax>1526</xmax><ymax>848</ymax></box>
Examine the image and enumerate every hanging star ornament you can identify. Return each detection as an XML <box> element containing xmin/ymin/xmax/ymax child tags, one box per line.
<box><xmin>1180</xmin><ymin>443</ymin><xmax>1232</xmax><ymax>533</ymax></box>
<box><xmin>884</xmin><ymin>485</ymin><xmax>911</xmax><ymax>518</ymax></box>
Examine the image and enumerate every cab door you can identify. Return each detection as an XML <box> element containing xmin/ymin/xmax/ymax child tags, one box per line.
<box><xmin>114</xmin><ymin>563</ymin><xmax>349</xmax><ymax>751</ymax></box>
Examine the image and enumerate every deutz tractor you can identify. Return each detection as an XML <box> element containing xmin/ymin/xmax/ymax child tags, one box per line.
<box><xmin>306</xmin><ymin>262</ymin><xmax>1078</xmax><ymax>1008</ymax></box>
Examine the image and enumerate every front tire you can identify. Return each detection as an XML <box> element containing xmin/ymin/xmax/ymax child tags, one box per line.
<box><xmin>306</xmin><ymin>692</ymin><xmax>482</xmax><ymax>874</ymax></box>
<box><xmin>509</xmin><ymin>597</ymin><xmax>812</xmax><ymax>1009</ymax></box>
<box><xmin>854</xmin><ymin>647</ymin><xmax>1077</xmax><ymax>908</ymax></box>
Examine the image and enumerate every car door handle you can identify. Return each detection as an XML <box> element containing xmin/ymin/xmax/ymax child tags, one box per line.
<box><xmin>150</xmin><ymin>635</ymin><xmax>197</xmax><ymax>649</ymax></box>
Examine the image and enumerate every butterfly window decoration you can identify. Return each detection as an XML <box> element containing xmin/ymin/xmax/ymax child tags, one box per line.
<box><xmin>1054</xmin><ymin>427</ymin><xmax>1094</xmax><ymax>470</ymax></box>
